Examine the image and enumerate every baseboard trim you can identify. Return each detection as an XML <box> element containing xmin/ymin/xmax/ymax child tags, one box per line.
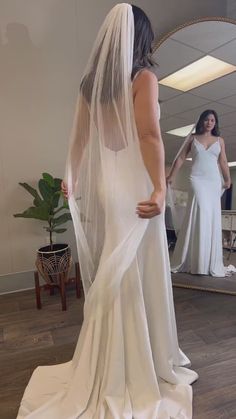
<box><xmin>0</xmin><ymin>270</ymin><xmax>38</xmax><ymax>295</ymax></box>
<box><xmin>0</xmin><ymin>265</ymin><xmax>76</xmax><ymax>295</ymax></box>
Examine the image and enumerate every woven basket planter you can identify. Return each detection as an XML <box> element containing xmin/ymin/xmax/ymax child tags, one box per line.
<box><xmin>36</xmin><ymin>243</ymin><xmax>72</xmax><ymax>286</ymax></box>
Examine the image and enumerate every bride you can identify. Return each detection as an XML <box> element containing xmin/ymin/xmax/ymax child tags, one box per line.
<box><xmin>167</xmin><ymin>109</ymin><xmax>231</xmax><ymax>277</ymax></box>
<box><xmin>17</xmin><ymin>4</ymin><xmax>198</xmax><ymax>418</ymax></box>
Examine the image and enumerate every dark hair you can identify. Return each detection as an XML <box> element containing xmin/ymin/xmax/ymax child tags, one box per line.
<box><xmin>81</xmin><ymin>5</ymin><xmax>155</xmax><ymax>103</ymax></box>
<box><xmin>131</xmin><ymin>5</ymin><xmax>155</xmax><ymax>79</ymax></box>
<box><xmin>195</xmin><ymin>109</ymin><xmax>220</xmax><ymax>137</ymax></box>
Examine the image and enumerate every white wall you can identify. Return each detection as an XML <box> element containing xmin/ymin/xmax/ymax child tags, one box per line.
<box><xmin>0</xmin><ymin>0</ymin><xmax>227</xmax><ymax>291</ymax></box>
<box><xmin>0</xmin><ymin>0</ymin><xmax>79</xmax><ymax>279</ymax></box>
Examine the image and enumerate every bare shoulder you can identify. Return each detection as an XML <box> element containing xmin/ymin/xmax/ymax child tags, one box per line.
<box><xmin>186</xmin><ymin>134</ymin><xmax>194</xmax><ymax>151</ymax></box>
<box><xmin>219</xmin><ymin>136</ymin><xmax>225</xmax><ymax>146</ymax></box>
<box><xmin>133</xmin><ymin>69</ymin><xmax>158</xmax><ymax>94</ymax></box>
<box><xmin>136</xmin><ymin>69</ymin><xmax>157</xmax><ymax>81</ymax></box>
<box><xmin>186</xmin><ymin>133</ymin><xmax>194</xmax><ymax>145</ymax></box>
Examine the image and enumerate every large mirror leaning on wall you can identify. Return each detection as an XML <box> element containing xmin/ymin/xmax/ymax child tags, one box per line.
<box><xmin>152</xmin><ymin>18</ymin><xmax>236</xmax><ymax>294</ymax></box>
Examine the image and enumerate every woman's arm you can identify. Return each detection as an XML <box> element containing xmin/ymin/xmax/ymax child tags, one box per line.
<box><xmin>133</xmin><ymin>70</ymin><xmax>165</xmax><ymax>218</ymax></box>
<box><xmin>219</xmin><ymin>137</ymin><xmax>231</xmax><ymax>189</ymax></box>
<box><xmin>62</xmin><ymin>96</ymin><xmax>90</xmax><ymax>198</ymax></box>
<box><xmin>166</xmin><ymin>136</ymin><xmax>193</xmax><ymax>185</ymax></box>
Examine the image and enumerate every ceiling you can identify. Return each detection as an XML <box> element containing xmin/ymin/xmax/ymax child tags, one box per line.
<box><xmin>152</xmin><ymin>20</ymin><xmax>236</xmax><ymax>164</ymax></box>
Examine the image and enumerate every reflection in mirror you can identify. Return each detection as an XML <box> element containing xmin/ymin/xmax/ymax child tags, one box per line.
<box><xmin>153</xmin><ymin>19</ymin><xmax>236</xmax><ymax>292</ymax></box>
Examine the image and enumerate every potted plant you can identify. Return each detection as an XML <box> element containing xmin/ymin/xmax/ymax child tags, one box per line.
<box><xmin>14</xmin><ymin>172</ymin><xmax>72</xmax><ymax>286</ymax></box>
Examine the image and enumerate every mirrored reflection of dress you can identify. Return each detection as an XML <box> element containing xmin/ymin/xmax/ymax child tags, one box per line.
<box><xmin>171</xmin><ymin>137</ymin><xmax>226</xmax><ymax>277</ymax></box>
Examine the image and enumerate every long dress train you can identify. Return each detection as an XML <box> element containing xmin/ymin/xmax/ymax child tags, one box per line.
<box><xmin>17</xmin><ymin>4</ymin><xmax>198</xmax><ymax>416</ymax></box>
<box><xmin>17</xmin><ymin>145</ymin><xmax>198</xmax><ymax>419</ymax></box>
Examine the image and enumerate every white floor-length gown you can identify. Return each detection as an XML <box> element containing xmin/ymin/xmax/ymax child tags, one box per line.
<box><xmin>17</xmin><ymin>4</ymin><xmax>198</xmax><ymax>418</ymax></box>
<box><xmin>171</xmin><ymin>137</ymin><xmax>226</xmax><ymax>277</ymax></box>
<box><xmin>17</xmin><ymin>143</ymin><xmax>198</xmax><ymax>419</ymax></box>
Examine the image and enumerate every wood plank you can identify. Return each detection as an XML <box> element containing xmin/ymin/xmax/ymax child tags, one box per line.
<box><xmin>0</xmin><ymin>285</ymin><xmax>236</xmax><ymax>418</ymax></box>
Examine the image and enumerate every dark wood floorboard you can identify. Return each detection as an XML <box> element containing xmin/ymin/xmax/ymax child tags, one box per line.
<box><xmin>0</xmin><ymin>286</ymin><xmax>236</xmax><ymax>418</ymax></box>
<box><xmin>174</xmin><ymin>288</ymin><xmax>236</xmax><ymax>419</ymax></box>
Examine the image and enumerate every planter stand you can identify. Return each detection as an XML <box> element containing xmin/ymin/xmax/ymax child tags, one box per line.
<box><xmin>34</xmin><ymin>261</ymin><xmax>82</xmax><ymax>311</ymax></box>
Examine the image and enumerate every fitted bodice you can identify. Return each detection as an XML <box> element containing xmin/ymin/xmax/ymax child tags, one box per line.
<box><xmin>190</xmin><ymin>137</ymin><xmax>221</xmax><ymax>180</ymax></box>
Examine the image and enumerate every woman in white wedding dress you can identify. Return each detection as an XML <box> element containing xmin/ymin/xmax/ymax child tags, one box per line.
<box><xmin>167</xmin><ymin>109</ymin><xmax>231</xmax><ymax>277</ymax></box>
<box><xmin>17</xmin><ymin>4</ymin><xmax>198</xmax><ymax>419</ymax></box>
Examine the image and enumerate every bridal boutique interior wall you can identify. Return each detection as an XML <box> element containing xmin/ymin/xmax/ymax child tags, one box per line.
<box><xmin>0</xmin><ymin>0</ymin><xmax>227</xmax><ymax>292</ymax></box>
<box><xmin>0</xmin><ymin>0</ymin><xmax>79</xmax><ymax>292</ymax></box>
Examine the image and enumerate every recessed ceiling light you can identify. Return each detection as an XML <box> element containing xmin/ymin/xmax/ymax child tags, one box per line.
<box><xmin>186</xmin><ymin>158</ymin><xmax>192</xmax><ymax>161</ymax></box>
<box><xmin>166</xmin><ymin>123</ymin><xmax>195</xmax><ymax>137</ymax></box>
<box><xmin>159</xmin><ymin>55</ymin><xmax>236</xmax><ymax>92</ymax></box>
<box><xmin>228</xmin><ymin>161</ymin><xmax>236</xmax><ymax>167</ymax></box>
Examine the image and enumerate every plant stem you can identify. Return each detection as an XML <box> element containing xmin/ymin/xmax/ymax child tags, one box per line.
<box><xmin>50</xmin><ymin>230</ymin><xmax>53</xmax><ymax>250</ymax></box>
<box><xmin>49</xmin><ymin>219</ymin><xmax>53</xmax><ymax>250</ymax></box>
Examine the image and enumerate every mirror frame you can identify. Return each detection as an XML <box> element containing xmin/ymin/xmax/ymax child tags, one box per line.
<box><xmin>152</xmin><ymin>16</ymin><xmax>236</xmax><ymax>296</ymax></box>
<box><xmin>153</xmin><ymin>16</ymin><xmax>236</xmax><ymax>52</ymax></box>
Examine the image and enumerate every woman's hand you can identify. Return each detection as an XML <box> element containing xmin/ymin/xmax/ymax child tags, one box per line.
<box><xmin>223</xmin><ymin>180</ymin><xmax>231</xmax><ymax>190</ymax></box>
<box><xmin>61</xmin><ymin>180</ymin><xmax>69</xmax><ymax>199</ymax></box>
<box><xmin>136</xmin><ymin>189</ymin><xmax>165</xmax><ymax>219</ymax></box>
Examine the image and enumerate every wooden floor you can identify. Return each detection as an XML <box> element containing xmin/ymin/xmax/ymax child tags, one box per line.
<box><xmin>0</xmin><ymin>285</ymin><xmax>236</xmax><ymax>419</ymax></box>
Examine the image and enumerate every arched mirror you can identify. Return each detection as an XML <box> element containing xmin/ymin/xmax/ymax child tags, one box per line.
<box><xmin>153</xmin><ymin>18</ymin><xmax>236</xmax><ymax>294</ymax></box>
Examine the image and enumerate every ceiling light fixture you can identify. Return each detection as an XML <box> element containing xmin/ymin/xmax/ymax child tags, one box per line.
<box><xmin>159</xmin><ymin>55</ymin><xmax>236</xmax><ymax>92</ymax></box>
<box><xmin>166</xmin><ymin>123</ymin><xmax>195</xmax><ymax>137</ymax></box>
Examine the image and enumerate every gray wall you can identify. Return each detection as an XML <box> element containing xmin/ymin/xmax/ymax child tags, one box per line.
<box><xmin>227</xmin><ymin>0</ymin><xmax>236</xmax><ymax>19</ymax></box>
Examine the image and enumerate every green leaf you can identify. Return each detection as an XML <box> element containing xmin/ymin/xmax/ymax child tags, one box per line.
<box><xmin>63</xmin><ymin>199</ymin><xmax>69</xmax><ymax>209</ymax></box>
<box><xmin>52</xmin><ymin>228</ymin><xmax>67</xmax><ymax>233</ymax></box>
<box><xmin>19</xmin><ymin>182</ymin><xmax>40</xmax><ymax>199</ymax></box>
<box><xmin>14</xmin><ymin>205</ymin><xmax>50</xmax><ymax>221</ymax></box>
<box><xmin>53</xmin><ymin>205</ymin><xmax>65</xmax><ymax>215</ymax></box>
<box><xmin>33</xmin><ymin>195</ymin><xmax>43</xmax><ymax>207</ymax></box>
<box><xmin>53</xmin><ymin>178</ymin><xmax>63</xmax><ymax>192</ymax></box>
<box><xmin>45</xmin><ymin>227</ymin><xmax>67</xmax><ymax>233</ymax></box>
<box><xmin>53</xmin><ymin>212</ymin><xmax>72</xmax><ymax>226</ymax></box>
<box><xmin>42</xmin><ymin>173</ymin><xmax>55</xmax><ymax>188</ymax></box>
<box><xmin>51</xmin><ymin>191</ymin><xmax>61</xmax><ymax>209</ymax></box>
<box><xmin>38</xmin><ymin>179</ymin><xmax>53</xmax><ymax>203</ymax></box>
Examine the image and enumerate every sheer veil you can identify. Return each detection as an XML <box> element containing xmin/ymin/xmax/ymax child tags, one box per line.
<box><xmin>166</xmin><ymin>124</ymin><xmax>196</xmax><ymax>233</ymax></box>
<box><xmin>16</xmin><ymin>6</ymin><xmax>199</xmax><ymax>419</ymax></box>
<box><xmin>65</xmin><ymin>3</ymin><xmax>150</xmax><ymax>320</ymax></box>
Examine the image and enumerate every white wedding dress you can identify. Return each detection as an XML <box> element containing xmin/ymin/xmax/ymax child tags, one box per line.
<box><xmin>171</xmin><ymin>137</ymin><xmax>226</xmax><ymax>277</ymax></box>
<box><xmin>17</xmin><ymin>5</ymin><xmax>198</xmax><ymax>418</ymax></box>
<box><xmin>17</xmin><ymin>107</ymin><xmax>198</xmax><ymax>419</ymax></box>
